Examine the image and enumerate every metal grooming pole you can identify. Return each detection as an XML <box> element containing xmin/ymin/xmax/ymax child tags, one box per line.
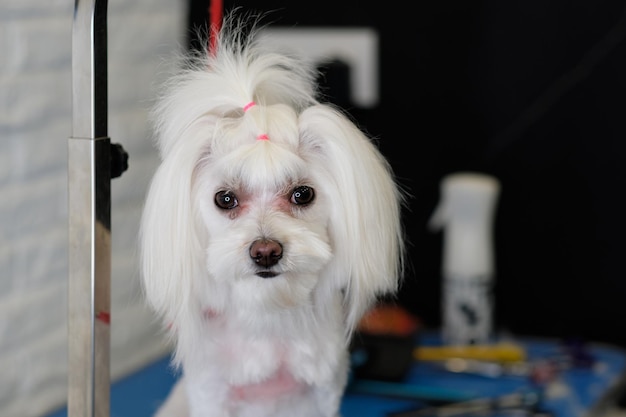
<box><xmin>68</xmin><ymin>0</ymin><xmax>127</xmax><ymax>416</ymax></box>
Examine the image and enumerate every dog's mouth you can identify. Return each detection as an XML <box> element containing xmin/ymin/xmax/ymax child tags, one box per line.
<box><xmin>256</xmin><ymin>271</ymin><xmax>280</xmax><ymax>279</ymax></box>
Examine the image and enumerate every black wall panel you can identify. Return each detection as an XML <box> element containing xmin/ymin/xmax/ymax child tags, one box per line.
<box><xmin>188</xmin><ymin>0</ymin><xmax>626</xmax><ymax>348</ymax></box>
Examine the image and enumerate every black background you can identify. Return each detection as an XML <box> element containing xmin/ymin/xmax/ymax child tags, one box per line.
<box><xmin>189</xmin><ymin>0</ymin><xmax>626</xmax><ymax>348</ymax></box>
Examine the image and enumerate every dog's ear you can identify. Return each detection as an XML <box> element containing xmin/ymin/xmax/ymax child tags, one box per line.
<box><xmin>300</xmin><ymin>105</ymin><xmax>406</xmax><ymax>336</ymax></box>
<box><xmin>140</xmin><ymin>124</ymin><xmax>209</xmax><ymax>330</ymax></box>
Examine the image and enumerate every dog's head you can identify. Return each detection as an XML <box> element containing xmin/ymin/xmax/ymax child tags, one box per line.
<box><xmin>140</xmin><ymin>15</ymin><xmax>405</xmax><ymax>343</ymax></box>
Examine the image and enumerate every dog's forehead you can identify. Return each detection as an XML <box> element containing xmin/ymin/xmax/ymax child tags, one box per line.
<box><xmin>210</xmin><ymin>139</ymin><xmax>308</xmax><ymax>191</ymax></box>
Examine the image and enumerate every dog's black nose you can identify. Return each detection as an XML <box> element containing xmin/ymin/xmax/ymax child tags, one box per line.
<box><xmin>249</xmin><ymin>239</ymin><xmax>283</xmax><ymax>270</ymax></box>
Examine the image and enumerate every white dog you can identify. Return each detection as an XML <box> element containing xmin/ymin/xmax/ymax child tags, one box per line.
<box><xmin>140</xmin><ymin>13</ymin><xmax>405</xmax><ymax>417</ymax></box>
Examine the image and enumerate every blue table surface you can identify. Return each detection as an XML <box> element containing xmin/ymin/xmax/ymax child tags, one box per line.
<box><xmin>46</xmin><ymin>332</ymin><xmax>626</xmax><ymax>417</ymax></box>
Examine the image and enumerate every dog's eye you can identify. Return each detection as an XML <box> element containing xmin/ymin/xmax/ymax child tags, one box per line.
<box><xmin>215</xmin><ymin>190</ymin><xmax>238</xmax><ymax>209</ymax></box>
<box><xmin>290</xmin><ymin>186</ymin><xmax>315</xmax><ymax>205</ymax></box>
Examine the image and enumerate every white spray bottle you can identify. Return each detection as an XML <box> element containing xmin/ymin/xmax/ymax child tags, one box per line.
<box><xmin>429</xmin><ymin>172</ymin><xmax>501</xmax><ymax>345</ymax></box>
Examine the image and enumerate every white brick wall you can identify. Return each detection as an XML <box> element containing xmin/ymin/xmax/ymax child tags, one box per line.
<box><xmin>0</xmin><ymin>1</ymin><xmax>187</xmax><ymax>416</ymax></box>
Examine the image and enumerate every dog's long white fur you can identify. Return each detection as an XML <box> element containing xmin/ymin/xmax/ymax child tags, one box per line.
<box><xmin>140</xmin><ymin>13</ymin><xmax>405</xmax><ymax>417</ymax></box>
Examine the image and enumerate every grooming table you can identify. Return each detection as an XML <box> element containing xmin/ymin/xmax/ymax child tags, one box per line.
<box><xmin>46</xmin><ymin>331</ymin><xmax>626</xmax><ymax>417</ymax></box>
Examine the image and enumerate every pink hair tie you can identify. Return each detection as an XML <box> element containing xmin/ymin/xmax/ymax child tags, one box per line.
<box><xmin>243</xmin><ymin>101</ymin><xmax>256</xmax><ymax>112</ymax></box>
<box><xmin>257</xmin><ymin>134</ymin><xmax>269</xmax><ymax>141</ymax></box>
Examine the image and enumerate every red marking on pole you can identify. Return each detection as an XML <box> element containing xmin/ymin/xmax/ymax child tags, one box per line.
<box><xmin>96</xmin><ymin>311</ymin><xmax>110</xmax><ymax>324</ymax></box>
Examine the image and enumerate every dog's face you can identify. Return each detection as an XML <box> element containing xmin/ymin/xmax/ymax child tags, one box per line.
<box><xmin>193</xmin><ymin>104</ymin><xmax>334</xmax><ymax>314</ymax></box>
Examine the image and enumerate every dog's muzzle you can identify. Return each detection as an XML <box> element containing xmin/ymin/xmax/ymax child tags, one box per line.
<box><xmin>249</xmin><ymin>238</ymin><xmax>283</xmax><ymax>279</ymax></box>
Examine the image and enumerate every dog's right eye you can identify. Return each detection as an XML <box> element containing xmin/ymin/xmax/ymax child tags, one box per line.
<box><xmin>215</xmin><ymin>191</ymin><xmax>238</xmax><ymax>210</ymax></box>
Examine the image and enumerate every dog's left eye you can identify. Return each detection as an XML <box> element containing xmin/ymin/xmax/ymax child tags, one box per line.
<box><xmin>290</xmin><ymin>186</ymin><xmax>315</xmax><ymax>205</ymax></box>
<box><xmin>215</xmin><ymin>190</ymin><xmax>238</xmax><ymax>209</ymax></box>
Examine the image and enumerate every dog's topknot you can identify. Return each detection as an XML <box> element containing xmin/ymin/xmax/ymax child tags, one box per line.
<box><xmin>151</xmin><ymin>11</ymin><xmax>320</xmax><ymax>158</ymax></box>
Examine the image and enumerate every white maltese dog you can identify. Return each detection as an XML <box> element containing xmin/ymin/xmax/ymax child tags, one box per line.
<box><xmin>140</xmin><ymin>13</ymin><xmax>406</xmax><ymax>417</ymax></box>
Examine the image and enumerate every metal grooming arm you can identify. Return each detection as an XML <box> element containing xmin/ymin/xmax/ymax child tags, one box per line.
<box><xmin>68</xmin><ymin>1</ymin><xmax>127</xmax><ymax>416</ymax></box>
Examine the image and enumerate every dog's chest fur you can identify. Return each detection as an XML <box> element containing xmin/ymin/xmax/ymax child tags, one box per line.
<box><xmin>173</xmin><ymin>305</ymin><xmax>349</xmax><ymax>416</ymax></box>
<box><xmin>196</xmin><ymin>304</ymin><xmax>346</xmax><ymax>388</ymax></box>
